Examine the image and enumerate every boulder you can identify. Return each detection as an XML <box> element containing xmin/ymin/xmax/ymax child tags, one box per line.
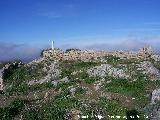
<box><xmin>87</xmin><ymin>64</ymin><xmax>128</xmax><ymax>79</ymax></box>
<box><xmin>68</xmin><ymin>86</ymin><xmax>76</xmax><ymax>95</ymax></box>
<box><xmin>60</xmin><ymin>77</ymin><xmax>69</xmax><ymax>83</ymax></box>
<box><xmin>28</xmin><ymin>62</ymin><xmax>61</xmax><ymax>85</ymax></box>
<box><xmin>152</xmin><ymin>89</ymin><xmax>160</xmax><ymax>104</ymax></box>
<box><xmin>51</xmin><ymin>80</ymin><xmax>58</xmax><ymax>86</ymax></box>
<box><xmin>151</xmin><ymin>55</ymin><xmax>160</xmax><ymax>62</ymax></box>
<box><xmin>138</xmin><ymin>61</ymin><xmax>160</xmax><ymax>80</ymax></box>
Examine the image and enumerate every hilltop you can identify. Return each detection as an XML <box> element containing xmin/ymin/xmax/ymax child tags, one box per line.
<box><xmin>1</xmin><ymin>47</ymin><xmax>160</xmax><ymax>120</ymax></box>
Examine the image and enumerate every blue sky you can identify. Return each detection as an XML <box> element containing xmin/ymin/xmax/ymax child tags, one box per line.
<box><xmin>0</xmin><ymin>0</ymin><xmax>160</xmax><ymax>61</ymax></box>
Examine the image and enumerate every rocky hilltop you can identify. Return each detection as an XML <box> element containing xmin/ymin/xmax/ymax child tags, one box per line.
<box><xmin>1</xmin><ymin>47</ymin><xmax>160</xmax><ymax>120</ymax></box>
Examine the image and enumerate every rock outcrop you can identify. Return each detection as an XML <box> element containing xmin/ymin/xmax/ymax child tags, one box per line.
<box><xmin>87</xmin><ymin>64</ymin><xmax>129</xmax><ymax>79</ymax></box>
<box><xmin>137</xmin><ymin>61</ymin><xmax>160</xmax><ymax>80</ymax></box>
<box><xmin>151</xmin><ymin>55</ymin><xmax>160</xmax><ymax>62</ymax></box>
<box><xmin>0</xmin><ymin>69</ymin><xmax>3</xmax><ymax>91</ymax></box>
<box><xmin>28</xmin><ymin>62</ymin><xmax>61</xmax><ymax>85</ymax></box>
<box><xmin>145</xmin><ymin>89</ymin><xmax>160</xmax><ymax>120</ymax></box>
<box><xmin>41</xmin><ymin>47</ymin><xmax>156</xmax><ymax>62</ymax></box>
<box><xmin>152</xmin><ymin>89</ymin><xmax>160</xmax><ymax>104</ymax></box>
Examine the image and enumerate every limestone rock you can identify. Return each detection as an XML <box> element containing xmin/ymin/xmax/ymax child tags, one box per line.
<box><xmin>0</xmin><ymin>69</ymin><xmax>3</xmax><ymax>91</ymax></box>
<box><xmin>152</xmin><ymin>89</ymin><xmax>160</xmax><ymax>104</ymax></box>
<box><xmin>28</xmin><ymin>62</ymin><xmax>61</xmax><ymax>85</ymax></box>
<box><xmin>87</xmin><ymin>64</ymin><xmax>128</xmax><ymax>79</ymax></box>
<box><xmin>151</xmin><ymin>55</ymin><xmax>160</xmax><ymax>62</ymax></box>
<box><xmin>60</xmin><ymin>77</ymin><xmax>69</xmax><ymax>83</ymax></box>
<box><xmin>51</xmin><ymin>80</ymin><xmax>58</xmax><ymax>86</ymax></box>
<box><xmin>137</xmin><ymin>61</ymin><xmax>160</xmax><ymax>80</ymax></box>
<box><xmin>68</xmin><ymin>86</ymin><xmax>76</xmax><ymax>95</ymax></box>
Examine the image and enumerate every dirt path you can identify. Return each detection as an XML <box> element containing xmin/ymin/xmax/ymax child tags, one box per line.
<box><xmin>78</xmin><ymin>81</ymin><xmax>135</xmax><ymax>108</ymax></box>
<box><xmin>0</xmin><ymin>88</ymin><xmax>60</xmax><ymax>107</ymax></box>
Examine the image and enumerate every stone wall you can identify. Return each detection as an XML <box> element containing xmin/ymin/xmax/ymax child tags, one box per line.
<box><xmin>42</xmin><ymin>48</ymin><xmax>108</xmax><ymax>61</ymax></box>
<box><xmin>42</xmin><ymin>47</ymin><xmax>155</xmax><ymax>61</ymax></box>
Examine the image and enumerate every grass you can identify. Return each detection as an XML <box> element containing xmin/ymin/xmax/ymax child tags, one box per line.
<box><xmin>22</xmin><ymin>109</ymin><xmax>39</xmax><ymax>120</ymax></box>
<box><xmin>75</xmin><ymin>87</ymin><xmax>86</xmax><ymax>96</ymax></box>
<box><xmin>0</xmin><ymin>99</ymin><xmax>29</xmax><ymax>120</ymax></box>
<box><xmin>97</xmin><ymin>98</ymin><xmax>127</xmax><ymax>117</ymax></box>
<box><xmin>5</xmin><ymin>82</ymin><xmax>55</xmax><ymax>96</ymax></box>
<box><xmin>104</xmin><ymin>77</ymin><xmax>160</xmax><ymax>107</ymax></box>
<box><xmin>40</xmin><ymin>94</ymin><xmax>81</xmax><ymax>120</ymax></box>
<box><xmin>4</xmin><ymin>64</ymin><xmax>46</xmax><ymax>84</ymax></box>
<box><xmin>4</xmin><ymin>63</ymin><xmax>49</xmax><ymax>95</ymax></box>
<box><xmin>5</xmin><ymin>82</ymin><xmax>29</xmax><ymax>95</ymax></box>
<box><xmin>0</xmin><ymin>63</ymin><xmax>3</xmax><ymax>69</ymax></box>
<box><xmin>103</xmin><ymin>55</ymin><xmax>142</xmax><ymax>67</ymax></box>
<box><xmin>60</xmin><ymin>60</ymin><xmax>102</xmax><ymax>85</ymax></box>
<box><xmin>60</xmin><ymin>60</ymin><xmax>100</xmax><ymax>78</ymax></box>
<box><xmin>1</xmin><ymin>58</ymin><xmax>159</xmax><ymax>119</ymax></box>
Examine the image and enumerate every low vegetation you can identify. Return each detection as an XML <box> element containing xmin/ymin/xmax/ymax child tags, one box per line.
<box><xmin>0</xmin><ymin>54</ymin><xmax>160</xmax><ymax>119</ymax></box>
<box><xmin>0</xmin><ymin>99</ymin><xmax>29</xmax><ymax>120</ymax></box>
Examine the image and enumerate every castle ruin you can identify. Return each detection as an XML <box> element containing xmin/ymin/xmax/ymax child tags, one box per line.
<box><xmin>42</xmin><ymin>46</ymin><xmax>155</xmax><ymax>61</ymax></box>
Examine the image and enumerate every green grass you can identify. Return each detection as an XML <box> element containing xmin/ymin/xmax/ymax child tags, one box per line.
<box><xmin>0</xmin><ymin>99</ymin><xmax>29</xmax><ymax>120</ymax></box>
<box><xmin>104</xmin><ymin>77</ymin><xmax>160</xmax><ymax>107</ymax></box>
<box><xmin>4</xmin><ymin>64</ymin><xmax>46</xmax><ymax>84</ymax></box>
<box><xmin>4</xmin><ymin>63</ymin><xmax>49</xmax><ymax>95</ymax></box>
<box><xmin>97</xmin><ymin>98</ymin><xmax>127</xmax><ymax>117</ymax></box>
<box><xmin>5</xmin><ymin>82</ymin><xmax>55</xmax><ymax>96</ymax></box>
<box><xmin>60</xmin><ymin>60</ymin><xmax>100</xmax><ymax>78</ymax></box>
<box><xmin>40</xmin><ymin>94</ymin><xmax>81</xmax><ymax>120</ymax></box>
<box><xmin>103</xmin><ymin>55</ymin><xmax>142</xmax><ymax>67</ymax></box>
<box><xmin>22</xmin><ymin>109</ymin><xmax>39</xmax><ymax>120</ymax></box>
<box><xmin>65</xmin><ymin>70</ymin><xmax>101</xmax><ymax>84</ymax></box>
<box><xmin>75</xmin><ymin>87</ymin><xmax>86</xmax><ymax>96</ymax></box>
<box><xmin>104</xmin><ymin>78</ymin><xmax>146</xmax><ymax>102</ymax></box>
<box><xmin>5</xmin><ymin>82</ymin><xmax>29</xmax><ymax>96</ymax></box>
<box><xmin>77</xmin><ymin>98</ymin><xmax>127</xmax><ymax>120</ymax></box>
<box><xmin>0</xmin><ymin>63</ymin><xmax>3</xmax><ymax>69</ymax></box>
<box><xmin>1</xmin><ymin>58</ymin><xmax>159</xmax><ymax>120</ymax></box>
<box><xmin>60</xmin><ymin>60</ymin><xmax>102</xmax><ymax>84</ymax></box>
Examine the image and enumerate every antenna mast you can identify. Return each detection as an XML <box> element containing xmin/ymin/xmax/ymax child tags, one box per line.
<box><xmin>52</xmin><ymin>40</ymin><xmax>54</xmax><ymax>50</ymax></box>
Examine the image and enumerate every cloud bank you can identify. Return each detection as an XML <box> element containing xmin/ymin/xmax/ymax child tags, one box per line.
<box><xmin>1</xmin><ymin>39</ymin><xmax>160</xmax><ymax>62</ymax></box>
<box><xmin>0</xmin><ymin>42</ymin><xmax>42</xmax><ymax>62</ymax></box>
<box><xmin>84</xmin><ymin>39</ymin><xmax>160</xmax><ymax>53</ymax></box>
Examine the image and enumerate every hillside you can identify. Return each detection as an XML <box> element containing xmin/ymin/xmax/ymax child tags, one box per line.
<box><xmin>1</xmin><ymin>47</ymin><xmax>160</xmax><ymax>120</ymax></box>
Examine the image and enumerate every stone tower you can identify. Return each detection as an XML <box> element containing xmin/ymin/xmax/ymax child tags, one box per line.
<box><xmin>139</xmin><ymin>46</ymin><xmax>153</xmax><ymax>59</ymax></box>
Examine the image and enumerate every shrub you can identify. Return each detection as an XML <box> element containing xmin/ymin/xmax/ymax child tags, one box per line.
<box><xmin>22</xmin><ymin>109</ymin><xmax>39</xmax><ymax>120</ymax></box>
<box><xmin>2</xmin><ymin>60</ymin><xmax>23</xmax><ymax>80</ymax></box>
<box><xmin>0</xmin><ymin>99</ymin><xmax>29</xmax><ymax>120</ymax></box>
<box><xmin>126</xmin><ymin>109</ymin><xmax>139</xmax><ymax>120</ymax></box>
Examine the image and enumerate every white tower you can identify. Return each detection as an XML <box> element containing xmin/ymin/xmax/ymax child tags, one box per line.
<box><xmin>52</xmin><ymin>40</ymin><xmax>54</xmax><ymax>50</ymax></box>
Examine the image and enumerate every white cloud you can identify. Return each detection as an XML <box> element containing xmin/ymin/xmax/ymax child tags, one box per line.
<box><xmin>84</xmin><ymin>39</ymin><xmax>160</xmax><ymax>53</ymax></box>
<box><xmin>0</xmin><ymin>42</ymin><xmax>42</xmax><ymax>62</ymax></box>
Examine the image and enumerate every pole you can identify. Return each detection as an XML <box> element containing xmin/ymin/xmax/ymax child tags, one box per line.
<box><xmin>52</xmin><ymin>41</ymin><xmax>54</xmax><ymax>50</ymax></box>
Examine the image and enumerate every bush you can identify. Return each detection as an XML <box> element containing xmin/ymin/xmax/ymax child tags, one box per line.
<box><xmin>2</xmin><ymin>61</ymin><xmax>23</xmax><ymax>80</ymax></box>
<box><xmin>97</xmin><ymin>98</ymin><xmax>127</xmax><ymax>116</ymax></box>
<box><xmin>40</xmin><ymin>49</ymin><xmax>45</xmax><ymax>57</ymax></box>
<box><xmin>0</xmin><ymin>107</ymin><xmax>10</xmax><ymax>120</ymax></box>
<box><xmin>41</xmin><ymin>97</ymin><xmax>81</xmax><ymax>120</ymax></box>
<box><xmin>22</xmin><ymin>109</ymin><xmax>39</xmax><ymax>120</ymax></box>
<box><xmin>65</xmin><ymin>48</ymin><xmax>81</xmax><ymax>53</ymax></box>
<box><xmin>0</xmin><ymin>99</ymin><xmax>29</xmax><ymax>120</ymax></box>
<box><xmin>126</xmin><ymin>109</ymin><xmax>139</xmax><ymax>120</ymax></box>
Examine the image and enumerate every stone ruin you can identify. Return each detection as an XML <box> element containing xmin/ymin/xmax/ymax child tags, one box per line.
<box><xmin>41</xmin><ymin>47</ymin><xmax>156</xmax><ymax>61</ymax></box>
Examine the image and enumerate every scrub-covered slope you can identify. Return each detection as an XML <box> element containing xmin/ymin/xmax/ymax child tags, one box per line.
<box><xmin>1</xmin><ymin>47</ymin><xmax>160</xmax><ymax>120</ymax></box>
